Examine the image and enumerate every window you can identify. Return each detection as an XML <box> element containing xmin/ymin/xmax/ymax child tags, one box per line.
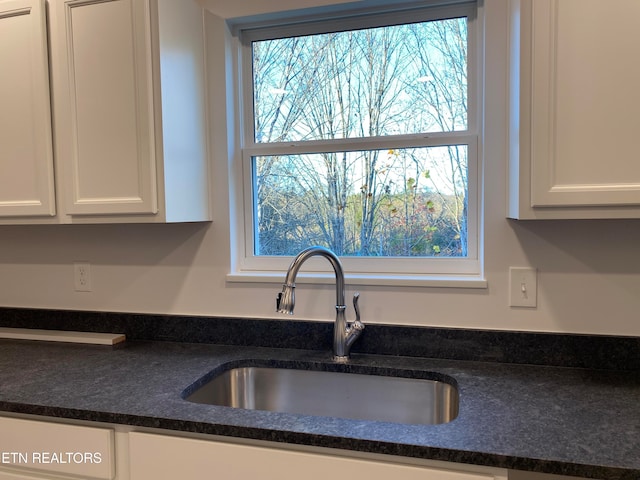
<box><xmin>234</xmin><ymin>3</ymin><xmax>482</xmax><ymax>284</ymax></box>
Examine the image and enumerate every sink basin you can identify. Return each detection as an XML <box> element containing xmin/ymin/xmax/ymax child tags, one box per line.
<box><xmin>184</xmin><ymin>364</ymin><xmax>459</xmax><ymax>425</ymax></box>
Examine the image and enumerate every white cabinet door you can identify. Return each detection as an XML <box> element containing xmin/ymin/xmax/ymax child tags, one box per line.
<box><xmin>0</xmin><ymin>0</ymin><xmax>55</xmax><ymax>218</ymax></box>
<box><xmin>0</xmin><ymin>416</ymin><xmax>114</xmax><ymax>479</ymax></box>
<box><xmin>509</xmin><ymin>0</ymin><xmax>640</xmax><ymax>219</ymax></box>
<box><xmin>50</xmin><ymin>0</ymin><xmax>158</xmax><ymax>217</ymax></box>
<box><xmin>46</xmin><ymin>0</ymin><xmax>210</xmax><ymax>223</ymax></box>
<box><xmin>129</xmin><ymin>432</ymin><xmax>506</xmax><ymax>480</ymax></box>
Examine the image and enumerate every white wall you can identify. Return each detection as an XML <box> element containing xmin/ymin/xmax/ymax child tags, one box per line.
<box><xmin>1</xmin><ymin>0</ymin><xmax>639</xmax><ymax>336</ymax></box>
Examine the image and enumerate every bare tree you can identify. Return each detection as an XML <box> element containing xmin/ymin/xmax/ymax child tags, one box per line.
<box><xmin>404</xmin><ymin>18</ymin><xmax>468</xmax><ymax>255</ymax></box>
<box><xmin>252</xmin><ymin>16</ymin><xmax>469</xmax><ymax>257</ymax></box>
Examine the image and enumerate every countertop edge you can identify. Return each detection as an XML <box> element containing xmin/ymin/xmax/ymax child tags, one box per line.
<box><xmin>0</xmin><ymin>400</ymin><xmax>636</xmax><ymax>480</ymax></box>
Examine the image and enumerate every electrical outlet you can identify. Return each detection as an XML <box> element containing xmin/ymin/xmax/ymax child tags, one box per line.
<box><xmin>74</xmin><ymin>262</ymin><xmax>92</xmax><ymax>292</ymax></box>
<box><xmin>509</xmin><ymin>267</ymin><xmax>537</xmax><ymax>308</ymax></box>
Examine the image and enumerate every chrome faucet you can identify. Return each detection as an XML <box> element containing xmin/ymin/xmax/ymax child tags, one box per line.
<box><xmin>276</xmin><ymin>246</ymin><xmax>364</xmax><ymax>362</ymax></box>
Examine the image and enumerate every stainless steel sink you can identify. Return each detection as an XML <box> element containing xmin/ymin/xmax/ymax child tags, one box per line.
<box><xmin>184</xmin><ymin>365</ymin><xmax>459</xmax><ymax>425</ymax></box>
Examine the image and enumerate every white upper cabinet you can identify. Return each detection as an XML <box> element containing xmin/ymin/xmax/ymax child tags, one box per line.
<box><xmin>0</xmin><ymin>0</ymin><xmax>56</xmax><ymax>218</ymax></box>
<box><xmin>50</xmin><ymin>0</ymin><xmax>211</xmax><ymax>223</ymax></box>
<box><xmin>508</xmin><ymin>0</ymin><xmax>640</xmax><ymax>219</ymax></box>
<box><xmin>51</xmin><ymin>0</ymin><xmax>158</xmax><ymax>218</ymax></box>
<box><xmin>0</xmin><ymin>0</ymin><xmax>211</xmax><ymax>224</ymax></box>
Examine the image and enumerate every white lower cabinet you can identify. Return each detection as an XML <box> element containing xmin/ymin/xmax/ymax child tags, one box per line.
<box><xmin>0</xmin><ymin>416</ymin><xmax>114</xmax><ymax>480</ymax></box>
<box><xmin>0</xmin><ymin>415</ymin><xmax>593</xmax><ymax>480</ymax></box>
<box><xmin>128</xmin><ymin>431</ymin><xmax>506</xmax><ymax>480</ymax></box>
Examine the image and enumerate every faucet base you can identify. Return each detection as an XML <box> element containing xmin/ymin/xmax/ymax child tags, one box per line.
<box><xmin>332</xmin><ymin>355</ymin><xmax>350</xmax><ymax>363</ymax></box>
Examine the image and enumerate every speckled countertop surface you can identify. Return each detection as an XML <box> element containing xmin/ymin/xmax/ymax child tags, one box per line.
<box><xmin>0</xmin><ymin>338</ymin><xmax>639</xmax><ymax>479</ymax></box>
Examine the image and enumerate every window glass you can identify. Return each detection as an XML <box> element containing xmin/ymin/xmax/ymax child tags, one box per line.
<box><xmin>253</xmin><ymin>145</ymin><xmax>468</xmax><ymax>257</ymax></box>
<box><xmin>252</xmin><ymin>18</ymin><xmax>468</xmax><ymax>143</ymax></box>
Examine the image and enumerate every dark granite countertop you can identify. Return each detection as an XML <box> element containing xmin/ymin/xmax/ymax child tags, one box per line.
<box><xmin>0</xmin><ymin>338</ymin><xmax>639</xmax><ymax>479</ymax></box>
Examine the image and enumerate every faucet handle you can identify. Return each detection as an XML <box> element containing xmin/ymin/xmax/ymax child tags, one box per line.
<box><xmin>343</xmin><ymin>293</ymin><xmax>364</xmax><ymax>355</ymax></box>
<box><xmin>353</xmin><ymin>293</ymin><xmax>361</xmax><ymax>323</ymax></box>
<box><xmin>352</xmin><ymin>293</ymin><xmax>364</xmax><ymax>330</ymax></box>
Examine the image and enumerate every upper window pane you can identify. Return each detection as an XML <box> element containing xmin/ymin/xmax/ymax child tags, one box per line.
<box><xmin>252</xmin><ymin>17</ymin><xmax>468</xmax><ymax>143</ymax></box>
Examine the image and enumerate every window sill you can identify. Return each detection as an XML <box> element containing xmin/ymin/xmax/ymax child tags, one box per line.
<box><xmin>226</xmin><ymin>271</ymin><xmax>488</xmax><ymax>288</ymax></box>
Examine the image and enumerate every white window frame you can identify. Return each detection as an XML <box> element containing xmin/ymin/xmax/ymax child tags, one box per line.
<box><xmin>228</xmin><ymin>2</ymin><xmax>485</xmax><ymax>288</ymax></box>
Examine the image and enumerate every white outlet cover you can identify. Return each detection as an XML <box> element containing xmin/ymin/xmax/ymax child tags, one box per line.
<box><xmin>74</xmin><ymin>262</ymin><xmax>92</xmax><ymax>292</ymax></box>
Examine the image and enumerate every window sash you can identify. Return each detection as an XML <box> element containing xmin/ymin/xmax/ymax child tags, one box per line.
<box><xmin>241</xmin><ymin>137</ymin><xmax>479</xmax><ymax>275</ymax></box>
<box><xmin>238</xmin><ymin>3</ymin><xmax>476</xmax><ymax>44</ymax></box>
<box><xmin>241</xmin><ymin>4</ymin><xmax>478</xmax><ymax>147</ymax></box>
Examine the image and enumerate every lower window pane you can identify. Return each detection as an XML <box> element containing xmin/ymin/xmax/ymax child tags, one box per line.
<box><xmin>253</xmin><ymin>146</ymin><xmax>468</xmax><ymax>258</ymax></box>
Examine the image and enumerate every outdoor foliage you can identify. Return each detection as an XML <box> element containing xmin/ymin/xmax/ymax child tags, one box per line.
<box><xmin>251</xmin><ymin>16</ymin><xmax>468</xmax><ymax>257</ymax></box>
